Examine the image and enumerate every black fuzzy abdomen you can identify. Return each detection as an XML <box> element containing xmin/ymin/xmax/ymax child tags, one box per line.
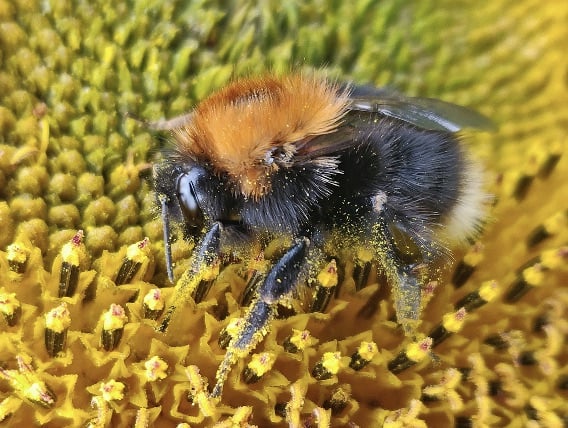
<box><xmin>321</xmin><ymin>115</ymin><xmax>465</xmax><ymax>240</ymax></box>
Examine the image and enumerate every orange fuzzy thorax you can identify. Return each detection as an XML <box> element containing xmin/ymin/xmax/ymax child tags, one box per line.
<box><xmin>174</xmin><ymin>74</ymin><xmax>349</xmax><ymax>198</ymax></box>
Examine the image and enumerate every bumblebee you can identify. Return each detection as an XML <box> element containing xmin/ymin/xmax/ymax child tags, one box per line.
<box><xmin>149</xmin><ymin>73</ymin><xmax>492</xmax><ymax>397</ymax></box>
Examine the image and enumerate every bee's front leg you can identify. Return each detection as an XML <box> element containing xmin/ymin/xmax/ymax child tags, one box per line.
<box><xmin>158</xmin><ymin>222</ymin><xmax>223</xmax><ymax>332</ymax></box>
<box><xmin>210</xmin><ymin>237</ymin><xmax>309</xmax><ymax>398</ymax></box>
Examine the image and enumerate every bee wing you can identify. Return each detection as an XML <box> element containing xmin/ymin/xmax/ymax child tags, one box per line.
<box><xmin>295</xmin><ymin>84</ymin><xmax>495</xmax><ymax>161</ymax></box>
<box><xmin>347</xmin><ymin>85</ymin><xmax>496</xmax><ymax>132</ymax></box>
<box><xmin>295</xmin><ymin>126</ymin><xmax>359</xmax><ymax>160</ymax></box>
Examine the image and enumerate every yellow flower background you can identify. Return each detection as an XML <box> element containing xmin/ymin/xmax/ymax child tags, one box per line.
<box><xmin>0</xmin><ymin>0</ymin><xmax>566</xmax><ymax>427</ymax></box>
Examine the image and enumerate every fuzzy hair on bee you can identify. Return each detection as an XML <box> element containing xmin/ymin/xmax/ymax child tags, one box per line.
<box><xmin>149</xmin><ymin>72</ymin><xmax>493</xmax><ymax>398</ymax></box>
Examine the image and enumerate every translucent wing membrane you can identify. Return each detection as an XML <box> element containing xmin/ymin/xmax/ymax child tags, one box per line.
<box><xmin>296</xmin><ymin>84</ymin><xmax>495</xmax><ymax>160</ymax></box>
<box><xmin>347</xmin><ymin>85</ymin><xmax>496</xmax><ymax>132</ymax></box>
<box><xmin>295</xmin><ymin>129</ymin><xmax>357</xmax><ymax>159</ymax></box>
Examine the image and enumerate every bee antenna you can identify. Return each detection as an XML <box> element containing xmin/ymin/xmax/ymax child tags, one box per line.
<box><xmin>159</xmin><ymin>194</ymin><xmax>175</xmax><ymax>283</ymax></box>
<box><xmin>124</xmin><ymin>111</ymin><xmax>149</xmax><ymax>125</ymax></box>
<box><xmin>124</xmin><ymin>111</ymin><xmax>194</xmax><ymax>131</ymax></box>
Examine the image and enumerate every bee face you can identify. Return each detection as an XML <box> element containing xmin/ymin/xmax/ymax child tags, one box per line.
<box><xmin>150</xmin><ymin>73</ymin><xmax>493</xmax><ymax>397</ymax></box>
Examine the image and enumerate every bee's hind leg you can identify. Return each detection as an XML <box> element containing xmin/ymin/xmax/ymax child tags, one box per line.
<box><xmin>371</xmin><ymin>219</ymin><xmax>425</xmax><ymax>336</ymax></box>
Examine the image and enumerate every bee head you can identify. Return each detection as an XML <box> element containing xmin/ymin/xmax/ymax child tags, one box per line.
<box><xmin>153</xmin><ymin>161</ymin><xmax>207</xmax><ymax>281</ymax></box>
<box><xmin>153</xmin><ymin>161</ymin><xmax>206</xmax><ymax>230</ymax></box>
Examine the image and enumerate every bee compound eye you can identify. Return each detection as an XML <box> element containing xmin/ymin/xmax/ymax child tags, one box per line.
<box><xmin>176</xmin><ymin>170</ymin><xmax>202</xmax><ymax>220</ymax></box>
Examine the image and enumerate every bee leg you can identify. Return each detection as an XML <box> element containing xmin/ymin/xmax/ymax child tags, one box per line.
<box><xmin>373</xmin><ymin>220</ymin><xmax>423</xmax><ymax>335</ymax></box>
<box><xmin>210</xmin><ymin>237</ymin><xmax>309</xmax><ymax>398</ymax></box>
<box><xmin>157</xmin><ymin>222</ymin><xmax>222</xmax><ymax>332</ymax></box>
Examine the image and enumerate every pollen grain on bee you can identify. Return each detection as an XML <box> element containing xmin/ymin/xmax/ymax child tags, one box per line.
<box><xmin>371</xmin><ymin>191</ymin><xmax>388</xmax><ymax>213</ymax></box>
